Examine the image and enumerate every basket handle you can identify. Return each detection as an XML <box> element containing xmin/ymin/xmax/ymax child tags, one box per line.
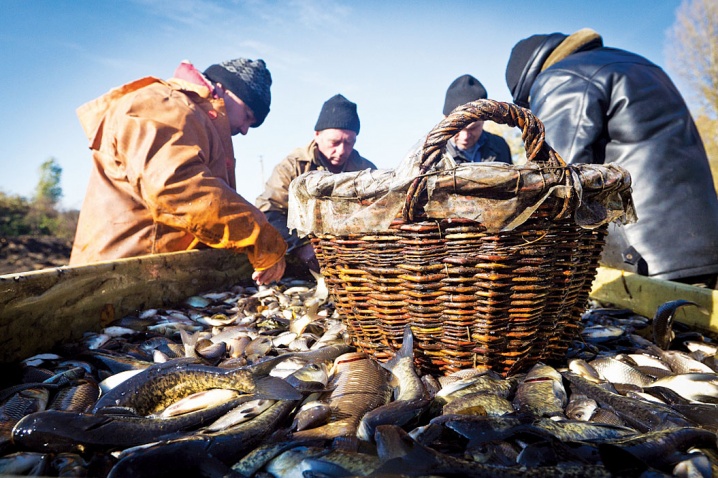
<box><xmin>402</xmin><ymin>99</ymin><xmax>567</xmax><ymax>222</ymax></box>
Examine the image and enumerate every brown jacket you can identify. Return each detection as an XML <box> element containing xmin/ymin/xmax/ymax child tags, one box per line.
<box><xmin>70</xmin><ymin>70</ymin><xmax>286</xmax><ymax>270</ymax></box>
<box><xmin>256</xmin><ymin>141</ymin><xmax>376</xmax><ymax>249</ymax></box>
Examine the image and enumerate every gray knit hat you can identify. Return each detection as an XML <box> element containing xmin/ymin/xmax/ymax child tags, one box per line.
<box><xmin>443</xmin><ymin>74</ymin><xmax>487</xmax><ymax>115</ymax></box>
<box><xmin>314</xmin><ymin>94</ymin><xmax>360</xmax><ymax>134</ymax></box>
<box><xmin>204</xmin><ymin>58</ymin><xmax>272</xmax><ymax>127</ymax></box>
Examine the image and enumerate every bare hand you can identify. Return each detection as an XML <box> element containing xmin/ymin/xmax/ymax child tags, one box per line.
<box><xmin>252</xmin><ymin>257</ymin><xmax>286</xmax><ymax>285</ymax></box>
<box><xmin>296</xmin><ymin>244</ymin><xmax>320</xmax><ymax>272</ymax></box>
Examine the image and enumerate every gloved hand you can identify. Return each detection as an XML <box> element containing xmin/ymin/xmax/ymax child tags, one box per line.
<box><xmin>252</xmin><ymin>256</ymin><xmax>286</xmax><ymax>285</ymax></box>
<box><xmin>295</xmin><ymin>243</ymin><xmax>320</xmax><ymax>273</ymax></box>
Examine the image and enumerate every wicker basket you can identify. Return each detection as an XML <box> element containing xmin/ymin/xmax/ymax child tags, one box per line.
<box><xmin>304</xmin><ymin>100</ymin><xmax>632</xmax><ymax>376</ymax></box>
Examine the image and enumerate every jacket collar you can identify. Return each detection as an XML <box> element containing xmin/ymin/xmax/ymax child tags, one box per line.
<box><xmin>543</xmin><ymin>28</ymin><xmax>603</xmax><ymax>71</ymax></box>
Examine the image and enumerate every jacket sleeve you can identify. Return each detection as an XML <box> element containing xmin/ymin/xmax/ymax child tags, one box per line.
<box><xmin>114</xmin><ymin>92</ymin><xmax>287</xmax><ymax>270</ymax></box>
<box><xmin>530</xmin><ymin>71</ymin><xmax>608</xmax><ymax>165</ymax></box>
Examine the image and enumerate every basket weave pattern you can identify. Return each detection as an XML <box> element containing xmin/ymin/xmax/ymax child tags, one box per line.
<box><xmin>309</xmin><ymin>100</ymin><xmax>617</xmax><ymax>376</ymax></box>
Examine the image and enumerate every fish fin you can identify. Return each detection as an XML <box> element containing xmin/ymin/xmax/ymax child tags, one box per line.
<box><xmin>381</xmin><ymin>325</ymin><xmax>414</xmax><ymax>373</ymax></box>
<box><xmin>254</xmin><ymin>376</ymin><xmax>303</xmax><ymax>401</ymax></box>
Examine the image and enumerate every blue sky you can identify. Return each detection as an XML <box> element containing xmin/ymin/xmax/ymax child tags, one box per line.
<box><xmin>0</xmin><ymin>0</ymin><xmax>682</xmax><ymax>211</ymax></box>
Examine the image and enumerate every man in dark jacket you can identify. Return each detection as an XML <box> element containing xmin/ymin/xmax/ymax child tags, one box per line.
<box><xmin>442</xmin><ymin>74</ymin><xmax>512</xmax><ymax>164</ymax></box>
<box><xmin>505</xmin><ymin>28</ymin><xmax>718</xmax><ymax>287</ymax></box>
<box><xmin>256</xmin><ymin>94</ymin><xmax>376</xmax><ymax>277</ymax></box>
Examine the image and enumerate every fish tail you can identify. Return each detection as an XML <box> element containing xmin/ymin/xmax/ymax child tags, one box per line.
<box><xmin>381</xmin><ymin>325</ymin><xmax>414</xmax><ymax>373</ymax></box>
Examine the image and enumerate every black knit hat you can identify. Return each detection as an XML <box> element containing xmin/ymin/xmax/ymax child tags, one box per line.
<box><xmin>204</xmin><ymin>58</ymin><xmax>272</xmax><ymax>127</ymax></box>
<box><xmin>314</xmin><ymin>94</ymin><xmax>360</xmax><ymax>134</ymax></box>
<box><xmin>443</xmin><ymin>74</ymin><xmax>488</xmax><ymax>115</ymax></box>
<box><xmin>505</xmin><ymin>33</ymin><xmax>567</xmax><ymax>108</ymax></box>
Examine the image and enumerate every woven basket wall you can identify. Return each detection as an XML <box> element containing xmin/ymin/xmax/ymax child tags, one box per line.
<box><xmin>309</xmin><ymin>100</ymin><xmax>620</xmax><ymax>377</ymax></box>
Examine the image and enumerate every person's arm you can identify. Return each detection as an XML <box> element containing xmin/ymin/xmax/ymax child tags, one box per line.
<box><xmin>116</xmin><ymin>94</ymin><xmax>287</xmax><ymax>272</ymax></box>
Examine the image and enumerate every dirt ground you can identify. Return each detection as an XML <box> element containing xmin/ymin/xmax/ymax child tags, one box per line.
<box><xmin>0</xmin><ymin>235</ymin><xmax>72</xmax><ymax>275</ymax></box>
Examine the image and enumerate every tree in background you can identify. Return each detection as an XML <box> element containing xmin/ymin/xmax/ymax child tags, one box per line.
<box><xmin>34</xmin><ymin>158</ymin><xmax>63</xmax><ymax>206</ymax></box>
<box><xmin>667</xmin><ymin>0</ymin><xmax>718</xmax><ymax>193</ymax></box>
<box><xmin>1</xmin><ymin>158</ymin><xmax>78</xmax><ymax>240</ymax></box>
<box><xmin>25</xmin><ymin>158</ymin><xmax>63</xmax><ymax>235</ymax></box>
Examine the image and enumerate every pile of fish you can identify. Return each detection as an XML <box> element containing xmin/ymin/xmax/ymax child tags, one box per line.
<box><xmin>1</xmin><ymin>275</ymin><xmax>717</xmax><ymax>477</ymax></box>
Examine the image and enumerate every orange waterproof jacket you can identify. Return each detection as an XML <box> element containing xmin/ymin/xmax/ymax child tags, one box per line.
<box><xmin>70</xmin><ymin>69</ymin><xmax>286</xmax><ymax>270</ymax></box>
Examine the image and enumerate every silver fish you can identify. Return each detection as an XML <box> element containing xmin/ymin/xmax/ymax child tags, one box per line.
<box><xmin>649</xmin><ymin>373</ymin><xmax>718</xmax><ymax>403</ymax></box>
<box><xmin>589</xmin><ymin>357</ymin><xmax>654</xmax><ymax>387</ymax></box>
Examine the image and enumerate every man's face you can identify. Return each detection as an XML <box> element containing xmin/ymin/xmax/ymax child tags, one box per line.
<box><xmin>217</xmin><ymin>85</ymin><xmax>256</xmax><ymax>136</ymax></box>
<box><xmin>314</xmin><ymin>129</ymin><xmax>357</xmax><ymax>171</ymax></box>
<box><xmin>453</xmin><ymin>120</ymin><xmax>484</xmax><ymax>150</ymax></box>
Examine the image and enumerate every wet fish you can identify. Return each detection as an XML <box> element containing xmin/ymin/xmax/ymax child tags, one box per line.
<box><xmin>598</xmin><ymin>427</ymin><xmax>718</xmax><ymax>473</ymax></box>
<box><xmin>513</xmin><ymin>363</ymin><xmax>566</xmax><ymax>418</ymax></box>
<box><xmin>653</xmin><ymin>300</ymin><xmax>703</xmax><ymax>350</ymax></box>
<box><xmin>442</xmin><ymin>392</ymin><xmax>514</xmax><ymax>417</ymax></box>
<box><xmin>292</xmin><ymin>352</ymin><xmax>391</xmax><ymax>439</ymax></box>
<box><xmin>11</xmin><ymin>393</ymin><xmax>262</xmax><ymax>453</ymax></box>
<box><xmin>107</xmin><ymin>399</ymin><xmax>297</xmax><ymax>477</ymax></box>
<box><xmin>92</xmin><ymin>358</ymin><xmax>299</xmax><ymax>416</ymax></box>
<box><xmin>232</xmin><ymin>440</ymin><xmax>324</xmax><ymax>478</ymax></box>
<box><xmin>563</xmin><ymin>372</ymin><xmax>694</xmax><ymax>432</ymax></box>
<box><xmin>648</xmin><ymin>373</ymin><xmax>718</xmax><ymax>403</ymax></box>
<box><xmin>356</xmin><ymin>326</ymin><xmax>430</xmax><ymax>441</ymax></box>
<box><xmin>657</xmin><ymin>350</ymin><xmax>714</xmax><ymax>374</ymax></box>
<box><xmin>435</xmin><ymin>370</ymin><xmax>519</xmax><ymax>405</ymax></box>
<box><xmin>373</xmin><ymin>424</ymin><xmax>613</xmax><ymax>477</ymax></box>
<box><xmin>565</xmin><ymin>393</ymin><xmax>598</xmax><ymax>421</ymax></box>
<box><xmin>0</xmin><ymin>451</ymin><xmax>49</xmax><ymax>476</ymax></box>
<box><xmin>159</xmin><ymin>389</ymin><xmax>239</xmax><ymax>418</ymax></box>
<box><xmin>292</xmin><ymin>400</ymin><xmax>332</xmax><ymax>432</ymax></box>
<box><xmin>47</xmin><ymin>378</ymin><xmax>100</xmax><ymax>413</ymax></box>
<box><xmin>589</xmin><ymin>357</ymin><xmax>654</xmax><ymax>387</ymax></box>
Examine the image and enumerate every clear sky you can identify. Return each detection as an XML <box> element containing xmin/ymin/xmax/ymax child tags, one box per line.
<box><xmin>0</xmin><ymin>0</ymin><xmax>682</xmax><ymax>211</ymax></box>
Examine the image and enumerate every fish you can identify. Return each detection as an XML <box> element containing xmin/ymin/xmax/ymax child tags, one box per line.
<box><xmin>656</xmin><ymin>349</ymin><xmax>714</xmax><ymax>374</ymax></box>
<box><xmin>11</xmin><ymin>393</ymin><xmax>264</xmax><ymax>453</ymax></box>
<box><xmin>442</xmin><ymin>392</ymin><xmax>515</xmax><ymax>417</ymax></box>
<box><xmin>159</xmin><ymin>389</ymin><xmax>240</xmax><ymax>418</ymax></box>
<box><xmin>435</xmin><ymin>370</ymin><xmax>519</xmax><ymax>405</ymax></box>
<box><xmin>292</xmin><ymin>352</ymin><xmax>391</xmax><ymax>440</ymax></box>
<box><xmin>562</xmin><ymin>372</ymin><xmax>694</xmax><ymax>432</ymax></box>
<box><xmin>292</xmin><ymin>399</ymin><xmax>332</xmax><ymax>432</ymax></box>
<box><xmin>588</xmin><ymin>357</ymin><xmax>654</xmax><ymax>387</ymax></box>
<box><xmin>232</xmin><ymin>440</ymin><xmax>325</xmax><ymax>478</ymax></box>
<box><xmin>598</xmin><ymin>427</ymin><xmax>718</xmax><ymax>474</ymax></box>
<box><xmin>565</xmin><ymin>393</ymin><xmax>598</xmax><ymax>421</ymax></box>
<box><xmin>356</xmin><ymin>326</ymin><xmax>430</xmax><ymax>441</ymax></box>
<box><xmin>652</xmin><ymin>300</ymin><xmax>704</xmax><ymax>350</ymax></box>
<box><xmin>373</xmin><ymin>424</ymin><xmax>614</xmax><ymax>477</ymax></box>
<box><xmin>381</xmin><ymin>326</ymin><xmax>426</xmax><ymax>402</ymax></box>
<box><xmin>47</xmin><ymin>378</ymin><xmax>100</xmax><ymax>413</ymax></box>
<box><xmin>513</xmin><ymin>363</ymin><xmax>566</xmax><ymax>418</ymax></box>
<box><xmin>92</xmin><ymin>358</ymin><xmax>300</xmax><ymax>416</ymax></box>
<box><xmin>107</xmin><ymin>399</ymin><xmax>298</xmax><ymax>476</ymax></box>
<box><xmin>204</xmin><ymin>398</ymin><xmax>275</xmax><ymax>432</ymax></box>
<box><xmin>648</xmin><ymin>373</ymin><xmax>718</xmax><ymax>403</ymax></box>
<box><xmin>0</xmin><ymin>451</ymin><xmax>49</xmax><ymax>476</ymax></box>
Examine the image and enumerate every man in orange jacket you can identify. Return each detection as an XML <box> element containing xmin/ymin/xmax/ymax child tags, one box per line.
<box><xmin>70</xmin><ymin>57</ymin><xmax>286</xmax><ymax>285</ymax></box>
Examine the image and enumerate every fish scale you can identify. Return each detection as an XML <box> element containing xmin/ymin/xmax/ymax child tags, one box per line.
<box><xmin>292</xmin><ymin>352</ymin><xmax>391</xmax><ymax>439</ymax></box>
